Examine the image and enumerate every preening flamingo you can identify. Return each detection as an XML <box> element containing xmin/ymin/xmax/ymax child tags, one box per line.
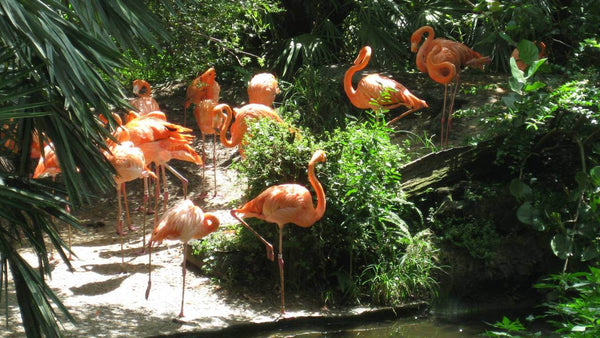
<box><xmin>130</xmin><ymin>79</ymin><xmax>161</xmax><ymax>115</ymax></box>
<box><xmin>184</xmin><ymin>67</ymin><xmax>220</xmax><ymax>126</ymax></box>
<box><xmin>194</xmin><ymin>99</ymin><xmax>223</xmax><ymax>197</ymax></box>
<box><xmin>231</xmin><ymin>150</ymin><xmax>327</xmax><ymax>314</ymax></box>
<box><xmin>511</xmin><ymin>41</ymin><xmax>546</xmax><ymax>71</ymax></box>
<box><xmin>247</xmin><ymin>73</ymin><xmax>280</xmax><ymax>107</ymax></box>
<box><xmin>411</xmin><ymin>25</ymin><xmax>491</xmax><ymax>146</ymax></box>
<box><xmin>106</xmin><ymin>141</ymin><xmax>156</xmax><ymax>263</ymax></box>
<box><xmin>114</xmin><ymin>113</ymin><xmax>195</xmax><ymax>213</ymax></box>
<box><xmin>216</xmin><ymin>103</ymin><xmax>284</xmax><ymax>157</ymax></box>
<box><xmin>344</xmin><ymin>46</ymin><xmax>428</xmax><ymax>125</ymax></box>
<box><xmin>145</xmin><ymin>199</ymin><xmax>220</xmax><ymax>318</ymax></box>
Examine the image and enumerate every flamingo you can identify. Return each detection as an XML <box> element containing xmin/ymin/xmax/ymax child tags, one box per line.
<box><xmin>184</xmin><ymin>67</ymin><xmax>220</xmax><ymax>126</ymax></box>
<box><xmin>106</xmin><ymin>141</ymin><xmax>156</xmax><ymax>263</ymax></box>
<box><xmin>511</xmin><ymin>41</ymin><xmax>546</xmax><ymax>71</ymax></box>
<box><xmin>344</xmin><ymin>46</ymin><xmax>428</xmax><ymax>125</ymax></box>
<box><xmin>411</xmin><ymin>25</ymin><xmax>491</xmax><ymax>146</ymax></box>
<box><xmin>33</xmin><ymin>143</ymin><xmax>73</xmax><ymax>260</ymax></box>
<box><xmin>231</xmin><ymin>150</ymin><xmax>327</xmax><ymax>314</ymax></box>
<box><xmin>113</xmin><ymin>113</ymin><xmax>195</xmax><ymax>214</ymax></box>
<box><xmin>247</xmin><ymin>72</ymin><xmax>280</xmax><ymax>107</ymax></box>
<box><xmin>130</xmin><ymin>79</ymin><xmax>161</xmax><ymax>115</ymax></box>
<box><xmin>137</xmin><ymin>137</ymin><xmax>203</xmax><ymax>212</ymax></box>
<box><xmin>145</xmin><ymin>199</ymin><xmax>220</xmax><ymax>318</ymax></box>
<box><xmin>194</xmin><ymin>99</ymin><xmax>224</xmax><ymax>197</ymax></box>
<box><xmin>216</xmin><ymin>103</ymin><xmax>284</xmax><ymax>157</ymax></box>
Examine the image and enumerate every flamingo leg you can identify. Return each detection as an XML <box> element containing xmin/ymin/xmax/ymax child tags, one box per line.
<box><xmin>445</xmin><ymin>75</ymin><xmax>461</xmax><ymax>146</ymax></box>
<box><xmin>116</xmin><ymin>184</ymin><xmax>125</xmax><ymax>265</ymax></box>
<box><xmin>386</xmin><ymin>108</ymin><xmax>417</xmax><ymax>126</ymax></box>
<box><xmin>164</xmin><ymin>163</ymin><xmax>189</xmax><ymax>200</ymax></box>
<box><xmin>212</xmin><ymin>132</ymin><xmax>217</xmax><ymax>197</ymax></box>
<box><xmin>278</xmin><ymin>226</ymin><xmax>285</xmax><ymax>315</ymax></box>
<box><xmin>179</xmin><ymin>242</ymin><xmax>187</xmax><ymax>318</ymax></box>
<box><xmin>161</xmin><ymin>165</ymin><xmax>168</xmax><ymax>211</ymax></box>
<box><xmin>200</xmin><ymin>133</ymin><xmax>207</xmax><ymax>198</ymax></box>
<box><xmin>145</xmin><ymin>242</ymin><xmax>153</xmax><ymax>300</ymax></box>
<box><xmin>116</xmin><ymin>184</ymin><xmax>126</xmax><ymax>236</ymax></box>
<box><xmin>122</xmin><ymin>183</ymin><xmax>137</xmax><ymax>231</ymax></box>
<box><xmin>230</xmin><ymin>210</ymin><xmax>274</xmax><ymax>261</ymax></box>
<box><xmin>440</xmin><ymin>84</ymin><xmax>449</xmax><ymax>147</ymax></box>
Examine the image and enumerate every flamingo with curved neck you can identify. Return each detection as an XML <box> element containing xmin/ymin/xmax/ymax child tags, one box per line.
<box><xmin>411</xmin><ymin>25</ymin><xmax>491</xmax><ymax>146</ymax></box>
<box><xmin>216</xmin><ymin>103</ymin><xmax>283</xmax><ymax>157</ymax></box>
<box><xmin>344</xmin><ymin>46</ymin><xmax>427</xmax><ymax>125</ymax></box>
<box><xmin>230</xmin><ymin>150</ymin><xmax>327</xmax><ymax>314</ymax></box>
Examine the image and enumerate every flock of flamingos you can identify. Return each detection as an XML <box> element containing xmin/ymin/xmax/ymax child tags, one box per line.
<box><xmin>31</xmin><ymin>26</ymin><xmax>542</xmax><ymax>318</ymax></box>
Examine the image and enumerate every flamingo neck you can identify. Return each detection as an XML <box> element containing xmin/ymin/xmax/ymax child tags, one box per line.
<box><xmin>218</xmin><ymin>104</ymin><xmax>236</xmax><ymax>148</ymax></box>
<box><xmin>344</xmin><ymin>48</ymin><xmax>371</xmax><ymax>106</ymax></box>
<box><xmin>307</xmin><ymin>159</ymin><xmax>326</xmax><ymax>223</ymax></box>
<box><xmin>414</xmin><ymin>26</ymin><xmax>434</xmax><ymax>73</ymax></box>
<box><xmin>426</xmin><ymin>45</ymin><xmax>457</xmax><ymax>85</ymax></box>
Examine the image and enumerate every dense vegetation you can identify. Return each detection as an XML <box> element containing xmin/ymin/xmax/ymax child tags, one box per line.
<box><xmin>1</xmin><ymin>0</ymin><xmax>598</xmax><ymax>336</ymax></box>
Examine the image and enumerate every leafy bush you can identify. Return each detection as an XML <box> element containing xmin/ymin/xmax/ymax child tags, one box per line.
<box><xmin>195</xmin><ymin>116</ymin><xmax>440</xmax><ymax>306</ymax></box>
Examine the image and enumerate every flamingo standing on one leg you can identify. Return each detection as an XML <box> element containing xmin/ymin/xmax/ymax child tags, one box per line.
<box><xmin>231</xmin><ymin>150</ymin><xmax>327</xmax><ymax>314</ymax></box>
<box><xmin>194</xmin><ymin>99</ymin><xmax>223</xmax><ymax>197</ymax></box>
<box><xmin>145</xmin><ymin>199</ymin><xmax>220</xmax><ymax>318</ymax></box>
<box><xmin>411</xmin><ymin>26</ymin><xmax>491</xmax><ymax>146</ymax></box>
<box><xmin>106</xmin><ymin>141</ymin><xmax>155</xmax><ymax>263</ymax></box>
<box><xmin>130</xmin><ymin>79</ymin><xmax>161</xmax><ymax>115</ymax></box>
<box><xmin>247</xmin><ymin>73</ymin><xmax>280</xmax><ymax>107</ymax></box>
<box><xmin>184</xmin><ymin>67</ymin><xmax>220</xmax><ymax>127</ymax></box>
<box><xmin>344</xmin><ymin>46</ymin><xmax>428</xmax><ymax>125</ymax></box>
<box><xmin>216</xmin><ymin>103</ymin><xmax>284</xmax><ymax>157</ymax></box>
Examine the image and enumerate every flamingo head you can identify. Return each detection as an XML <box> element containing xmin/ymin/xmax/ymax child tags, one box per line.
<box><xmin>354</xmin><ymin>46</ymin><xmax>372</xmax><ymax>66</ymax></box>
<box><xmin>200</xmin><ymin>67</ymin><xmax>217</xmax><ymax>84</ymax></box>
<box><xmin>311</xmin><ymin>150</ymin><xmax>327</xmax><ymax>164</ymax></box>
<box><xmin>132</xmin><ymin>79</ymin><xmax>151</xmax><ymax>96</ymax></box>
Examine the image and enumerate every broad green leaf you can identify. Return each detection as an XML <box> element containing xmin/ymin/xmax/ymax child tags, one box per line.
<box><xmin>551</xmin><ymin>233</ymin><xmax>572</xmax><ymax>260</ymax></box>
<box><xmin>516</xmin><ymin>40</ymin><xmax>539</xmax><ymax>66</ymax></box>
<box><xmin>590</xmin><ymin>166</ymin><xmax>600</xmax><ymax>186</ymax></box>
<box><xmin>580</xmin><ymin>245</ymin><xmax>599</xmax><ymax>261</ymax></box>
<box><xmin>509</xmin><ymin>179</ymin><xmax>532</xmax><ymax>200</ymax></box>
<box><xmin>524</xmin><ymin>81</ymin><xmax>546</xmax><ymax>92</ymax></box>
<box><xmin>517</xmin><ymin>202</ymin><xmax>544</xmax><ymax>230</ymax></box>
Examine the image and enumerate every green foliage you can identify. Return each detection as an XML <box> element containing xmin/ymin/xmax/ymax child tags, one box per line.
<box><xmin>484</xmin><ymin>316</ymin><xmax>536</xmax><ymax>337</ymax></box>
<box><xmin>278</xmin><ymin>65</ymin><xmax>352</xmax><ymax>135</ymax></box>
<box><xmin>200</xmin><ymin>117</ymin><xmax>438</xmax><ymax>306</ymax></box>
<box><xmin>534</xmin><ymin>267</ymin><xmax>600</xmax><ymax>336</ymax></box>
<box><xmin>0</xmin><ymin>1</ymin><xmax>187</xmax><ymax>335</ymax></box>
<box><xmin>125</xmin><ymin>0</ymin><xmax>282</xmax><ymax>85</ymax></box>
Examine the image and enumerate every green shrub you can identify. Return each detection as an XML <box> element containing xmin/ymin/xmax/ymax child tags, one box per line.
<box><xmin>199</xmin><ymin>116</ymin><xmax>440</xmax><ymax>306</ymax></box>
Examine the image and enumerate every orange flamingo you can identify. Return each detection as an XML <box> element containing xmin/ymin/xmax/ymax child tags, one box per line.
<box><xmin>106</xmin><ymin>141</ymin><xmax>156</xmax><ymax>264</ymax></box>
<box><xmin>184</xmin><ymin>67</ymin><xmax>220</xmax><ymax>126</ymax></box>
<box><xmin>33</xmin><ymin>143</ymin><xmax>73</xmax><ymax>260</ymax></box>
<box><xmin>114</xmin><ymin>113</ymin><xmax>195</xmax><ymax>213</ymax></box>
<box><xmin>247</xmin><ymin>73</ymin><xmax>280</xmax><ymax>107</ymax></box>
<box><xmin>130</xmin><ymin>79</ymin><xmax>161</xmax><ymax>115</ymax></box>
<box><xmin>216</xmin><ymin>103</ymin><xmax>283</xmax><ymax>157</ymax></box>
<box><xmin>137</xmin><ymin>137</ymin><xmax>203</xmax><ymax>212</ymax></box>
<box><xmin>411</xmin><ymin>25</ymin><xmax>491</xmax><ymax>146</ymax></box>
<box><xmin>145</xmin><ymin>199</ymin><xmax>220</xmax><ymax>318</ymax></box>
<box><xmin>194</xmin><ymin>99</ymin><xmax>224</xmax><ymax>197</ymax></box>
<box><xmin>231</xmin><ymin>150</ymin><xmax>327</xmax><ymax>314</ymax></box>
<box><xmin>344</xmin><ymin>46</ymin><xmax>428</xmax><ymax>125</ymax></box>
<box><xmin>511</xmin><ymin>41</ymin><xmax>546</xmax><ymax>71</ymax></box>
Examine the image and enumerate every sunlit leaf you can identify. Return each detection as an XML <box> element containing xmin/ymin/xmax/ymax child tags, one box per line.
<box><xmin>551</xmin><ymin>233</ymin><xmax>572</xmax><ymax>260</ymax></box>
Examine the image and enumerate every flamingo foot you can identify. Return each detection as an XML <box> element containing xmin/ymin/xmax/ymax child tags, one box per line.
<box><xmin>116</xmin><ymin>220</ymin><xmax>127</xmax><ymax>236</ymax></box>
<box><xmin>128</xmin><ymin>224</ymin><xmax>139</xmax><ymax>232</ymax></box>
<box><xmin>266</xmin><ymin>243</ymin><xmax>275</xmax><ymax>262</ymax></box>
